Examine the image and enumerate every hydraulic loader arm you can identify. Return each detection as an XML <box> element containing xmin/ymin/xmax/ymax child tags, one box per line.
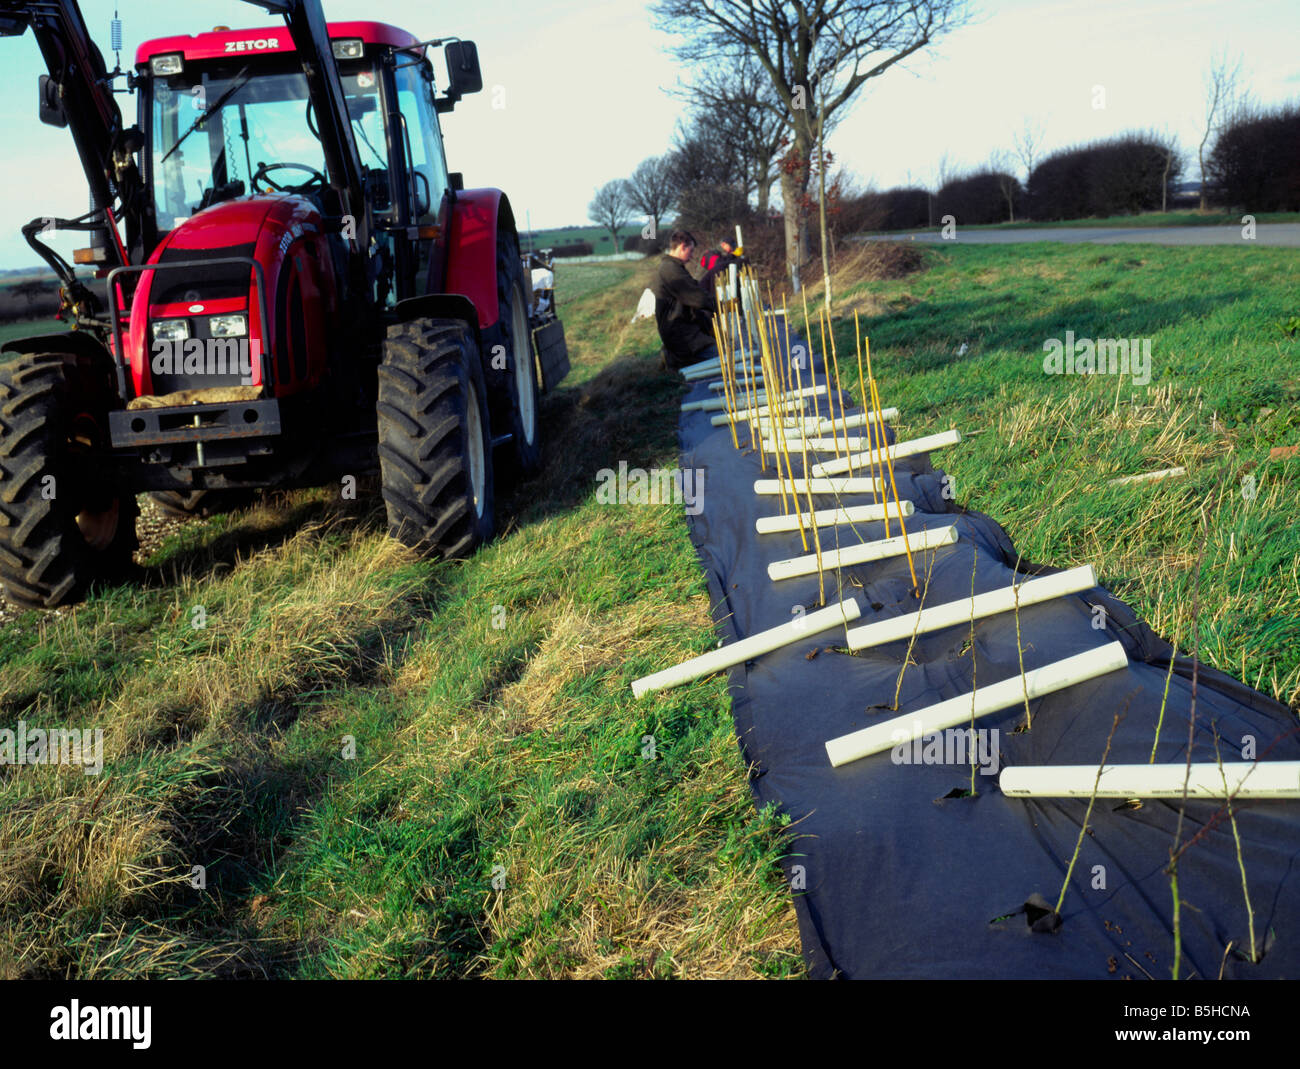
<box><xmin>0</xmin><ymin>0</ymin><xmax>144</xmax><ymax>267</ymax></box>
<box><xmin>244</xmin><ymin>0</ymin><xmax>370</xmax><ymax>260</ymax></box>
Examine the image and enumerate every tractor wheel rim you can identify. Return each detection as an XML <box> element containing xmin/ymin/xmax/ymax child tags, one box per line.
<box><xmin>467</xmin><ymin>381</ymin><xmax>486</xmax><ymax>518</ymax></box>
<box><xmin>76</xmin><ymin>499</ymin><xmax>120</xmax><ymax>552</ymax></box>
<box><xmin>512</xmin><ymin>286</ymin><xmax>537</xmax><ymax>445</ymax></box>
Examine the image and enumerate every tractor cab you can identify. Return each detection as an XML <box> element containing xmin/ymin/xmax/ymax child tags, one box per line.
<box><xmin>134</xmin><ymin>22</ymin><xmax>479</xmax><ymax>306</ymax></box>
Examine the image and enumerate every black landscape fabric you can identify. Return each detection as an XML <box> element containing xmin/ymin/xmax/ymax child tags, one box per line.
<box><xmin>675</xmin><ymin>325</ymin><xmax>1300</xmax><ymax>979</ymax></box>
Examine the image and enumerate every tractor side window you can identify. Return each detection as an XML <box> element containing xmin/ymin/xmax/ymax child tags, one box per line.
<box><xmin>394</xmin><ymin>64</ymin><xmax>450</xmax><ymax>224</ymax></box>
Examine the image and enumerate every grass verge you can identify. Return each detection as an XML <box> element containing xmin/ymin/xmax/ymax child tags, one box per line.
<box><xmin>2</xmin><ymin>244</ymin><xmax>1295</xmax><ymax>978</ymax></box>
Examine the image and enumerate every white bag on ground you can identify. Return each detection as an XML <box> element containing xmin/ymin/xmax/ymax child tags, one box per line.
<box><xmin>632</xmin><ymin>287</ymin><xmax>656</xmax><ymax>322</ymax></box>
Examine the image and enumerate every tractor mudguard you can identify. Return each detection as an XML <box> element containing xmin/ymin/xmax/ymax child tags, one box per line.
<box><xmin>443</xmin><ymin>188</ymin><xmax>517</xmax><ymax>331</ymax></box>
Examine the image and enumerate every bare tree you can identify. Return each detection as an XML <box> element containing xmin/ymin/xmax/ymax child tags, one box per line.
<box><xmin>1152</xmin><ymin>127</ymin><xmax>1181</xmax><ymax>213</ymax></box>
<box><xmin>625</xmin><ymin>156</ymin><xmax>675</xmax><ymax>241</ymax></box>
<box><xmin>652</xmin><ymin>0</ymin><xmax>968</xmax><ymax>289</ymax></box>
<box><xmin>667</xmin><ymin>116</ymin><xmax>741</xmax><ymax>197</ymax></box>
<box><xmin>673</xmin><ymin>54</ymin><xmax>790</xmax><ymax>214</ymax></box>
<box><xmin>1012</xmin><ymin>118</ymin><xmax>1045</xmax><ymax>182</ymax></box>
<box><xmin>588</xmin><ymin>180</ymin><xmax>633</xmax><ymax>254</ymax></box>
<box><xmin>989</xmin><ymin>149</ymin><xmax>1019</xmax><ymax>223</ymax></box>
<box><xmin>929</xmin><ymin>150</ymin><xmax>957</xmax><ymax>227</ymax></box>
<box><xmin>1198</xmin><ymin>50</ymin><xmax>1244</xmax><ymax>211</ymax></box>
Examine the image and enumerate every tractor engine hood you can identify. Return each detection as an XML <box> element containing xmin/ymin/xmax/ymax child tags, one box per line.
<box><xmin>125</xmin><ymin>194</ymin><xmax>338</xmax><ymax>401</ymax></box>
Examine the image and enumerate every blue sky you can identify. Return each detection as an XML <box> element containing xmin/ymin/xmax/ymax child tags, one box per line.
<box><xmin>0</xmin><ymin>0</ymin><xmax>1295</xmax><ymax>267</ymax></box>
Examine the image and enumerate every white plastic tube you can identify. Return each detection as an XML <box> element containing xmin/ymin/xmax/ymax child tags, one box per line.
<box><xmin>685</xmin><ymin>383</ymin><xmax>824</xmax><ymax>414</ymax></box>
<box><xmin>710</xmin><ymin>399</ymin><xmax>807</xmax><ymax>426</ymax></box>
<box><xmin>756</xmin><ymin>500</ymin><xmax>915</xmax><ymax>534</ymax></box>
<box><xmin>825</xmin><ymin>641</ymin><xmax>1129</xmax><ymax>767</ymax></box>
<box><xmin>811</xmin><ymin>429</ymin><xmax>962</xmax><ymax>477</ymax></box>
<box><xmin>754</xmin><ymin>414</ymin><xmax>823</xmax><ymax>432</ymax></box>
<box><xmin>1000</xmin><ymin>761</ymin><xmax>1300</xmax><ymax>799</ymax></box>
<box><xmin>768</xmin><ymin>434</ymin><xmax>897</xmax><ymax>452</ymax></box>
<box><xmin>631</xmin><ymin>597</ymin><xmax>862</xmax><ymax>698</ymax></box>
<box><xmin>1108</xmin><ymin>467</ymin><xmax>1187</xmax><ymax>486</ymax></box>
<box><xmin>755</xmin><ymin>477</ymin><xmax>884</xmax><ymax>496</ymax></box>
<box><xmin>768</xmin><ymin>524</ymin><xmax>958</xmax><ymax>581</ymax></box>
<box><xmin>757</xmin><ymin>410</ymin><xmax>898</xmax><ymax>443</ymax></box>
<box><xmin>709</xmin><ymin>376</ymin><xmax>763</xmax><ymax>392</ymax></box>
<box><xmin>682</xmin><ymin>352</ymin><xmax>758</xmax><ymax>380</ymax></box>
<box><xmin>844</xmin><ymin>564</ymin><xmax>1098</xmax><ymax>650</ymax></box>
<box><xmin>814</xmin><ymin>410</ymin><xmax>899</xmax><ymax>434</ymax></box>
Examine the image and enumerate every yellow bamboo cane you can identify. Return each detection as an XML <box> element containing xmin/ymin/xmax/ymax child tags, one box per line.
<box><xmin>826</xmin><ymin>311</ymin><xmax>854</xmax><ymax>475</ymax></box>
<box><xmin>800</xmin><ymin>288</ymin><xmax>821</xmax><ymax>422</ymax></box>
<box><xmin>793</xmin><ymin>350</ymin><xmax>824</xmax><ymax>600</ymax></box>
<box><xmin>864</xmin><ymin>336</ymin><xmax>918</xmax><ymax>594</ymax></box>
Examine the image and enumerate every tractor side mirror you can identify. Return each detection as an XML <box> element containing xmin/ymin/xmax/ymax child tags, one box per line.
<box><xmin>39</xmin><ymin>75</ymin><xmax>67</xmax><ymax>128</ymax></box>
<box><xmin>444</xmin><ymin>41</ymin><xmax>482</xmax><ymax>101</ymax></box>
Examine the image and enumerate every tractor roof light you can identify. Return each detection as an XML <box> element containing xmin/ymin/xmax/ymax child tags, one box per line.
<box><xmin>331</xmin><ymin>39</ymin><xmax>364</xmax><ymax>60</ymax></box>
<box><xmin>150</xmin><ymin>53</ymin><xmax>183</xmax><ymax>76</ymax></box>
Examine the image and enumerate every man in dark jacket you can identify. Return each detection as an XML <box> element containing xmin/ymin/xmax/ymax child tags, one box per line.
<box><xmin>651</xmin><ymin>230</ymin><xmax>718</xmax><ymax>371</ymax></box>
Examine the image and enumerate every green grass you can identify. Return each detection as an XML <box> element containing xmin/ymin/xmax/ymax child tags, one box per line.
<box><xmin>830</xmin><ymin>242</ymin><xmax>1300</xmax><ymax>703</ymax></box>
<box><xmin>0</xmin><ymin>259</ymin><xmax>802</xmax><ymax>979</ymax></box>
<box><xmin>0</xmin><ymin>318</ymin><xmax>67</xmax><ymax>354</ymax></box>
<box><xmin>886</xmin><ymin>210</ymin><xmax>1300</xmax><ymax>234</ymax></box>
<box><xmin>1</xmin><ymin>244</ymin><xmax>1296</xmax><ymax>978</ymax></box>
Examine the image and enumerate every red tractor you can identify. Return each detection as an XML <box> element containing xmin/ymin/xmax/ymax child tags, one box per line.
<box><xmin>0</xmin><ymin>0</ymin><xmax>568</xmax><ymax>607</ymax></box>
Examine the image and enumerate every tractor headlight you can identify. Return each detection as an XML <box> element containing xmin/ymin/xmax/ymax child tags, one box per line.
<box><xmin>150</xmin><ymin>318</ymin><xmax>190</xmax><ymax>342</ymax></box>
<box><xmin>209</xmin><ymin>314</ymin><xmax>247</xmax><ymax>338</ymax></box>
<box><xmin>150</xmin><ymin>53</ymin><xmax>184</xmax><ymax>76</ymax></box>
<box><xmin>331</xmin><ymin>38</ymin><xmax>364</xmax><ymax>59</ymax></box>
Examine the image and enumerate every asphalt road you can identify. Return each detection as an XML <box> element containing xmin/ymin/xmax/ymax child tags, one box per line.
<box><xmin>859</xmin><ymin>223</ymin><xmax>1300</xmax><ymax>247</ymax></box>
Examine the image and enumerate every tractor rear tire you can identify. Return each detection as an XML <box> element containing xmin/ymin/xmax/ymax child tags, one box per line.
<box><xmin>486</xmin><ymin>229</ymin><xmax>542</xmax><ymax>480</ymax></box>
<box><xmin>0</xmin><ymin>352</ymin><xmax>138</xmax><ymax>609</ymax></box>
<box><xmin>377</xmin><ymin>318</ymin><xmax>495</xmax><ymax>558</ymax></box>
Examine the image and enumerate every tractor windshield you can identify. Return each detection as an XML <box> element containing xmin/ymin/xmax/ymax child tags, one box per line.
<box><xmin>149</xmin><ymin>58</ymin><xmax>385</xmax><ymax>232</ymax></box>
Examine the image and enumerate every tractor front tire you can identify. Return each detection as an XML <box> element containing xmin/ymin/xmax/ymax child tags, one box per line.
<box><xmin>0</xmin><ymin>352</ymin><xmax>138</xmax><ymax>608</ymax></box>
<box><xmin>377</xmin><ymin>319</ymin><xmax>495</xmax><ymax>558</ymax></box>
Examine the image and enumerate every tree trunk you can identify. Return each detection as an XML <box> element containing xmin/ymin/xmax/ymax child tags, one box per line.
<box><xmin>781</xmin><ymin>167</ymin><xmax>801</xmax><ymax>291</ymax></box>
<box><xmin>783</xmin><ymin>123</ymin><xmax>814</xmax><ymax>290</ymax></box>
<box><xmin>818</xmin><ymin>119</ymin><xmax>831</xmax><ymax>313</ymax></box>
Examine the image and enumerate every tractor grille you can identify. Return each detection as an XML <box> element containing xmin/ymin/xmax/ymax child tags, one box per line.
<box><xmin>151</xmin><ymin>242</ymin><xmax>257</xmax><ymax>305</ymax></box>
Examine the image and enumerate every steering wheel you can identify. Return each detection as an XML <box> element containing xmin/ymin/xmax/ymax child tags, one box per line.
<box><xmin>252</xmin><ymin>162</ymin><xmax>328</xmax><ymax>195</ymax></box>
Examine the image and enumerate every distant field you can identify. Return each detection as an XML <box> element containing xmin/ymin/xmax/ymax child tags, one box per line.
<box><xmin>0</xmin><ymin>318</ymin><xmax>66</xmax><ymax>353</ymax></box>
<box><xmin>881</xmin><ymin>210</ymin><xmax>1300</xmax><ymax>234</ymax></box>
<box><xmin>522</xmin><ymin>224</ymin><xmax>643</xmax><ymax>254</ymax></box>
<box><xmin>554</xmin><ymin>261</ymin><xmax>641</xmax><ymax>307</ymax></box>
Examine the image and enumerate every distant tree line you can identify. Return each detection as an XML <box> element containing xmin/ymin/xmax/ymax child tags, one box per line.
<box><xmin>586</xmin><ymin>52</ymin><xmax>1297</xmax><ymax>253</ymax></box>
<box><xmin>1205</xmin><ymin>100</ymin><xmax>1300</xmax><ymax>211</ymax></box>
